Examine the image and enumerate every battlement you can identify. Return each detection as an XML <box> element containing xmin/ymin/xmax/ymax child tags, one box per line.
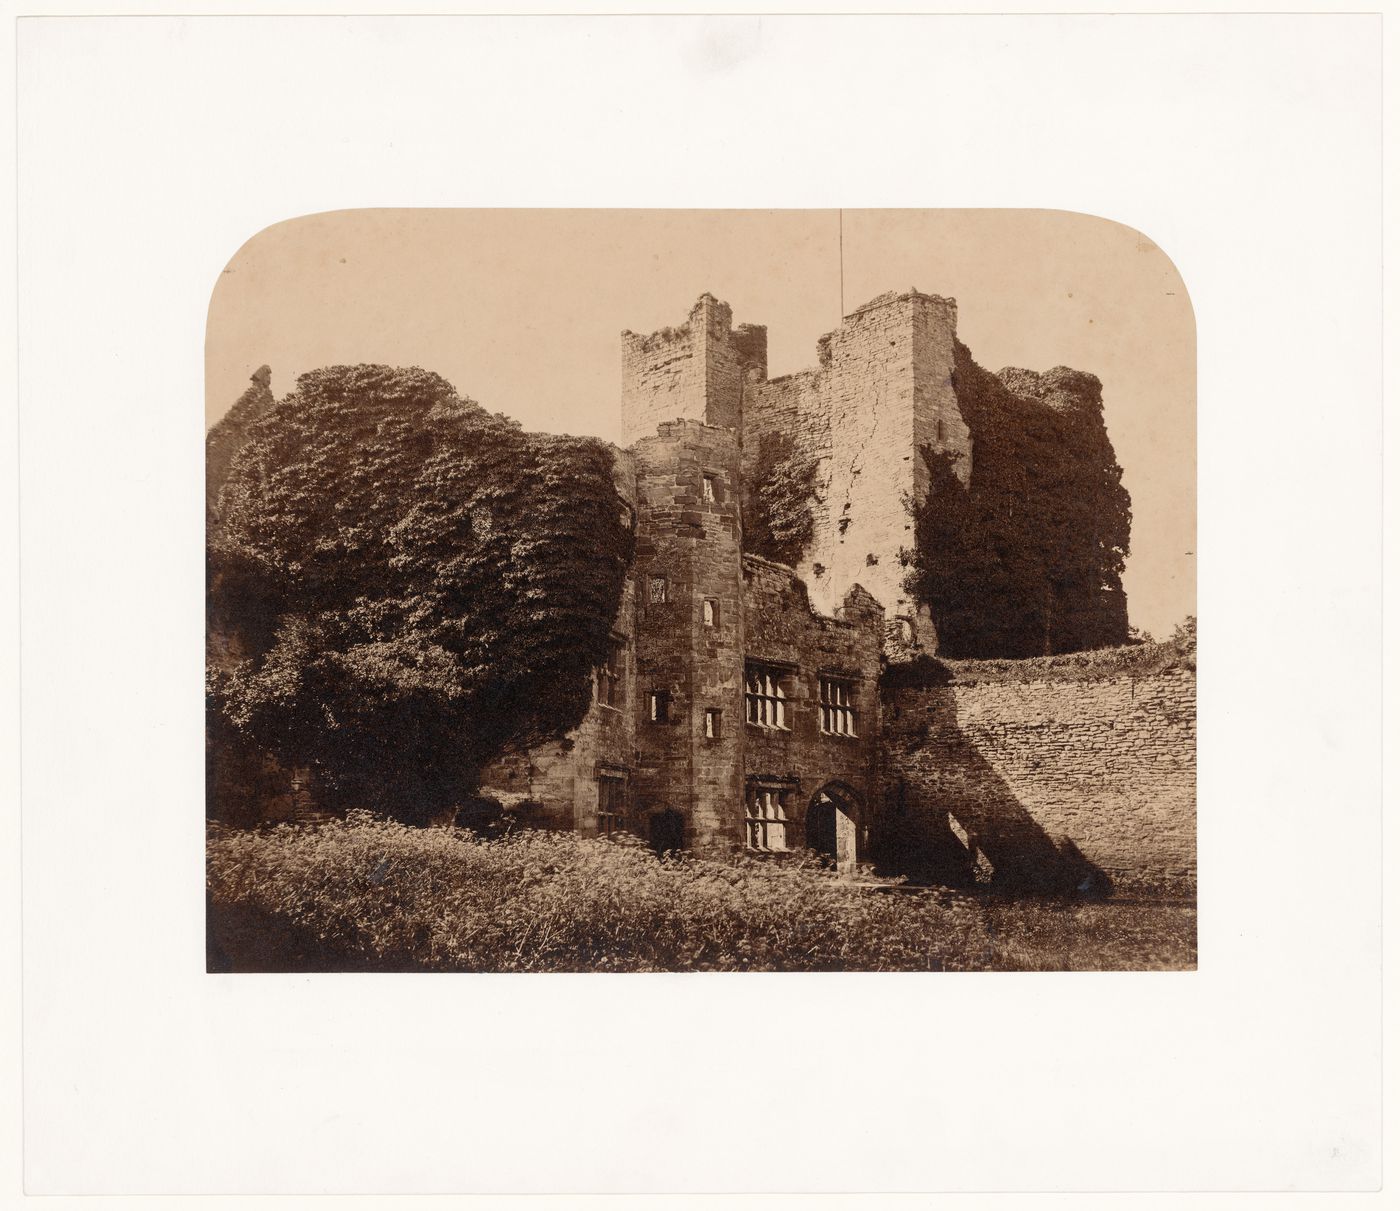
<box><xmin>842</xmin><ymin>287</ymin><xmax>957</xmax><ymax>323</ymax></box>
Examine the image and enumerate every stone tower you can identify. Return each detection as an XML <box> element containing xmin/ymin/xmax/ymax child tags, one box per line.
<box><xmin>619</xmin><ymin>294</ymin><xmax>767</xmax><ymax>446</ymax></box>
<box><xmin>814</xmin><ymin>290</ymin><xmax>970</xmax><ymax>649</ymax></box>
<box><xmin>740</xmin><ymin>289</ymin><xmax>972</xmax><ymax>653</ymax></box>
<box><xmin>628</xmin><ymin>419</ymin><xmax>747</xmax><ymax>850</ymax></box>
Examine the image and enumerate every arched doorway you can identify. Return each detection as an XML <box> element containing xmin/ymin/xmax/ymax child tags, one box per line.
<box><xmin>806</xmin><ymin>782</ymin><xmax>861</xmax><ymax>873</ymax></box>
<box><xmin>648</xmin><ymin>808</ymin><xmax>685</xmax><ymax>856</ymax></box>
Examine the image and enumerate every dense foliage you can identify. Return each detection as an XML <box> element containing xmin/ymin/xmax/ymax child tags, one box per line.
<box><xmin>205</xmin><ymin>365</ymin><xmax>275</xmax><ymax>519</ymax></box>
<box><xmin>207</xmin><ymin>365</ymin><xmax>634</xmax><ymax>823</ymax></box>
<box><xmin>907</xmin><ymin>346</ymin><xmax>1132</xmax><ymax>658</ymax></box>
<box><xmin>743</xmin><ymin>430</ymin><xmax>819</xmax><ymax>566</ymax></box>
<box><xmin>207</xmin><ymin>815</ymin><xmax>1197</xmax><ymax>973</ymax></box>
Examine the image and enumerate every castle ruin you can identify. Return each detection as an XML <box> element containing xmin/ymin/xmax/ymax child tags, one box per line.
<box><xmin>483</xmin><ymin>289</ymin><xmax>1157</xmax><ymax>882</ymax></box>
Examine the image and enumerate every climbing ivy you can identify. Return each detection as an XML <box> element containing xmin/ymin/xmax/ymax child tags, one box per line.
<box><xmin>207</xmin><ymin>365</ymin><xmax>634</xmax><ymax>823</ymax></box>
<box><xmin>743</xmin><ymin>430</ymin><xmax>819</xmax><ymax>567</ymax></box>
<box><xmin>206</xmin><ymin>365</ymin><xmax>274</xmax><ymax>522</ymax></box>
<box><xmin>906</xmin><ymin>343</ymin><xmax>1132</xmax><ymax>658</ymax></box>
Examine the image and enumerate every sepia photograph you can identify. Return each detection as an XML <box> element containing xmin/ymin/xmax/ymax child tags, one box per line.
<box><xmin>205</xmin><ymin>208</ymin><xmax>1196</xmax><ymax>973</ymax></box>
<box><xmin>16</xmin><ymin>7</ymin><xmax>1384</xmax><ymax>1200</ymax></box>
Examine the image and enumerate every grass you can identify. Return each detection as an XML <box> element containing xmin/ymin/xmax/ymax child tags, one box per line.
<box><xmin>207</xmin><ymin>814</ymin><xmax>1196</xmax><ymax>973</ymax></box>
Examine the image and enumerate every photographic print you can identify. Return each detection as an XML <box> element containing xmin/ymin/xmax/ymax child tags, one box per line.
<box><xmin>205</xmin><ymin>208</ymin><xmax>1196</xmax><ymax>973</ymax></box>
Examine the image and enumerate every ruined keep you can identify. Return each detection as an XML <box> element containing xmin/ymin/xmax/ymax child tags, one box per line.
<box><xmin>481</xmin><ymin>290</ymin><xmax>1183</xmax><ymax>891</ymax></box>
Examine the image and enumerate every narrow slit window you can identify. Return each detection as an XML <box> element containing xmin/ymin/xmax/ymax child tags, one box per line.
<box><xmin>647</xmin><ymin>690</ymin><xmax>670</xmax><ymax>724</ymax></box>
<box><xmin>702</xmin><ymin>474</ymin><xmax>716</xmax><ymax>502</ymax></box>
<box><xmin>704</xmin><ymin>709</ymin><xmax>721</xmax><ymax>740</ymax></box>
<box><xmin>648</xmin><ymin>576</ymin><xmax>668</xmax><ymax>605</ymax></box>
<box><xmin>702</xmin><ymin>598</ymin><xmax>717</xmax><ymax>627</ymax></box>
<box><xmin>595</xmin><ymin>640</ymin><xmax>624</xmax><ymax>709</ymax></box>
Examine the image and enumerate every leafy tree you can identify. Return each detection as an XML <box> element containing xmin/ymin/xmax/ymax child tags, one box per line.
<box><xmin>208</xmin><ymin>365</ymin><xmax>634</xmax><ymax>824</ymax></box>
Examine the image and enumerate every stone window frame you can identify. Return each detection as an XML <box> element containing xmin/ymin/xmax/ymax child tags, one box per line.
<box><xmin>595</xmin><ymin>636</ymin><xmax>626</xmax><ymax>711</ymax></box>
<box><xmin>744</xmin><ymin>661</ymin><xmax>795</xmax><ymax>731</ymax></box>
<box><xmin>596</xmin><ymin>769</ymin><xmax>628</xmax><ymax>838</ymax></box>
<box><xmin>818</xmin><ymin>673</ymin><xmax>859</xmax><ymax>738</ymax></box>
<box><xmin>704</xmin><ymin>708</ymin><xmax>722</xmax><ymax>740</ymax></box>
<box><xmin>646</xmin><ymin>689</ymin><xmax>671</xmax><ymax>724</ymax></box>
<box><xmin>745</xmin><ymin>777</ymin><xmax>796</xmax><ymax>852</ymax></box>
<box><xmin>701</xmin><ymin>473</ymin><xmax>717</xmax><ymax>503</ymax></box>
<box><xmin>648</xmin><ymin>574</ymin><xmax>668</xmax><ymax>605</ymax></box>
<box><xmin>702</xmin><ymin>597</ymin><xmax>718</xmax><ymax>628</ymax></box>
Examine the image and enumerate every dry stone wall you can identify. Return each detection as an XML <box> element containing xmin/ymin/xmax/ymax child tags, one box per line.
<box><xmin>882</xmin><ymin>666</ymin><xmax>1196</xmax><ymax>896</ymax></box>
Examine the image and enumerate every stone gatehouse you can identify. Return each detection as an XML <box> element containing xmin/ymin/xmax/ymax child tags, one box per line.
<box><xmin>481</xmin><ymin>289</ymin><xmax>1193</xmax><ymax>892</ymax></box>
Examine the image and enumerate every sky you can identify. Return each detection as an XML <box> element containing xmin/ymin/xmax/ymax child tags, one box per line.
<box><xmin>206</xmin><ymin>209</ymin><xmax>1195</xmax><ymax>639</ymax></box>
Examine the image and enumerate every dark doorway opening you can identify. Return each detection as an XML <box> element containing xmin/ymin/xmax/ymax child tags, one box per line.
<box><xmin>807</xmin><ymin>783</ymin><xmax>861</xmax><ymax>873</ymax></box>
<box><xmin>648</xmin><ymin>808</ymin><xmax>685</xmax><ymax>856</ymax></box>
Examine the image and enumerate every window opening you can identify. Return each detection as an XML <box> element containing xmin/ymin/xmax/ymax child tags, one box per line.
<box><xmin>745</xmin><ymin>664</ymin><xmax>790</xmax><ymax>729</ymax></box>
<box><xmin>746</xmin><ymin>786</ymin><xmax>789</xmax><ymax>851</ymax></box>
<box><xmin>819</xmin><ymin>676</ymin><xmax>857</xmax><ymax>736</ymax></box>
<box><xmin>597</xmin><ymin>775</ymin><xmax>627</xmax><ymax>837</ymax></box>
<box><xmin>596</xmin><ymin>640</ymin><xmax>624</xmax><ymax>708</ymax></box>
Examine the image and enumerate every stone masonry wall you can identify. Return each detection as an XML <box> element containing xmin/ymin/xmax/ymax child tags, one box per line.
<box><xmin>620</xmin><ymin>295</ymin><xmax>765</xmax><ymax>447</ymax></box>
<box><xmin>620</xmin><ymin>321</ymin><xmax>703</xmax><ymax>449</ymax></box>
<box><xmin>822</xmin><ymin>292</ymin><xmax>968</xmax><ymax>652</ymax></box>
<box><xmin>882</xmin><ymin>667</ymin><xmax>1196</xmax><ymax>897</ymax></box>
<box><xmin>737</xmin><ymin>292</ymin><xmax>971</xmax><ymax>655</ymax></box>
<box><xmin>629</xmin><ymin>419</ymin><xmax>746</xmax><ymax>851</ymax></box>
<box><xmin>743</xmin><ymin>369</ymin><xmax>834</xmax><ymax>605</ymax></box>
<box><xmin>741</xmin><ymin>557</ymin><xmax>884</xmax><ymax>852</ymax></box>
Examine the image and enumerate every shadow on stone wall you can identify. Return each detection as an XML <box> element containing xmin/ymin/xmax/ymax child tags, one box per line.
<box><xmin>876</xmin><ymin>678</ymin><xmax>1113</xmax><ymax>897</ymax></box>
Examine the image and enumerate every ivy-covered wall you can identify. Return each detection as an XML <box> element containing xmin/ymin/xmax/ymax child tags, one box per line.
<box><xmin>906</xmin><ymin>346</ymin><xmax>1131</xmax><ymax>658</ymax></box>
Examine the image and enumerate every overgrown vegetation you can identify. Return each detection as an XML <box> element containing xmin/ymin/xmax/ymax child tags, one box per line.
<box><xmin>743</xmin><ymin>430</ymin><xmax>819</xmax><ymax>566</ymax></box>
<box><xmin>207</xmin><ymin>815</ymin><xmax>1197</xmax><ymax>973</ymax></box>
<box><xmin>205</xmin><ymin>365</ymin><xmax>275</xmax><ymax>520</ymax></box>
<box><xmin>207</xmin><ymin>365</ymin><xmax>634</xmax><ymax>825</ymax></box>
<box><xmin>906</xmin><ymin>348</ymin><xmax>1132</xmax><ymax>658</ymax></box>
<box><xmin>882</xmin><ymin>616</ymin><xmax>1195</xmax><ymax>690</ymax></box>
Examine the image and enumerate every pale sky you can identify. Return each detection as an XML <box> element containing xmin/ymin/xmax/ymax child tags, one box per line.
<box><xmin>206</xmin><ymin>209</ymin><xmax>1195</xmax><ymax>639</ymax></box>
